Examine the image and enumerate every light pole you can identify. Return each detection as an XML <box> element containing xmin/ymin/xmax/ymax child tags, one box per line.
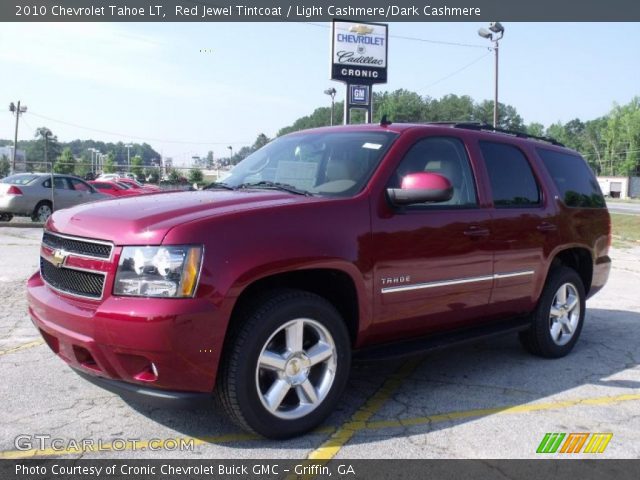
<box><xmin>478</xmin><ymin>22</ymin><xmax>505</xmax><ymax>128</ymax></box>
<box><xmin>227</xmin><ymin>146</ymin><xmax>233</xmax><ymax>165</ymax></box>
<box><xmin>88</xmin><ymin>148</ymin><xmax>97</xmax><ymax>174</ymax></box>
<box><xmin>9</xmin><ymin>101</ymin><xmax>27</xmax><ymax>174</ymax></box>
<box><xmin>324</xmin><ymin>88</ymin><xmax>337</xmax><ymax>126</ymax></box>
<box><xmin>125</xmin><ymin>144</ymin><xmax>133</xmax><ymax>172</ymax></box>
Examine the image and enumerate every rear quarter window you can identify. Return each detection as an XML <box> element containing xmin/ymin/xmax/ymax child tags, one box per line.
<box><xmin>537</xmin><ymin>148</ymin><xmax>605</xmax><ymax>208</ymax></box>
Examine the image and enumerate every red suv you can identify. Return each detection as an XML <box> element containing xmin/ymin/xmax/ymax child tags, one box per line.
<box><xmin>27</xmin><ymin>122</ymin><xmax>611</xmax><ymax>438</ymax></box>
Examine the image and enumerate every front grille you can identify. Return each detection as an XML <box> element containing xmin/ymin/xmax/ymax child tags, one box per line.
<box><xmin>40</xmin><ymin>257</ymin><xmax>105</xmax><ymax>299</ymax></box>
<box><xmin>43</xmin><ymin>232</ymin><xmax>112</xmax><ymax>259</ymax></box>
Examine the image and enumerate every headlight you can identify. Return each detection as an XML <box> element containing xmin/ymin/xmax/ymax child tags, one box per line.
<box><xmin>114</xmin><ymin>246</ymin><xmax>203</xmax><ymax>298</ymax></box>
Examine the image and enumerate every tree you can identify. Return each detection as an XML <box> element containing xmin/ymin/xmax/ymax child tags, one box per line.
<box><xmin>145</xmin><ymin>167</ymin><xmax>160</xmax><ymax>184</ymax></box>
<box><xmin>130</xmin><ymin>155</ymin><xmax>144</xmax><ymax>177</ymax></box>
<box><xmin>53</xmin><ymin>148</ymin><xmax>76</xmax><ymax>174</ymax></box>
<box><xmin>526</xmin><ymin>122</ymin><xmax>545</xmax><ymax>137</ymax></box>
<box><xmin>188</xmin><ymin>168</ymin><xmax>203</xmax><ymax>184</ymax></box>
<box><xmin>0</xmin><ymin>155</ymin><xmax>10</xmax><ymax>177</ymax></box>
<box><xmin>253</xmin><ymin>134</ymin><xmax>270</xmax><ymax>150</ymax></box>
<box><xmin>167</xmin><ymin>168</ymin><xmax>181</xmax><ymax>184</ymax></box>
<box><xmin>27</xmin><ymin>127</ymin><xmax>61</xmax><ymax>172</ymax></box>
<box><xmin>103</xmin><ymin>152</ymin><xmax>116</xmax><ymax>173</ymax></box>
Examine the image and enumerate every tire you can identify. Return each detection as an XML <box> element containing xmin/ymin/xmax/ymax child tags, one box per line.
<box><xmin>32</xmin><ymin>201</ymin><xmax>53</xmax><ymax>223</ymax></box>
<box><xmin>519</xmin><ymin>266</ymin><xmax>586</xmax><ymax>358</ymax></box>
<box><xmin>216</xmin><ymin>289</ymin><xmax>351</xmax><ymax>439</ymax></box>
<box><xmin>0</xmin><ymin>213</ymin><xmax>13</xmax><ymax>222</ymax></box>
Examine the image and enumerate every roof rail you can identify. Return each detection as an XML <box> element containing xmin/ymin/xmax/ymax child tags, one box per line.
<box><xmin>448</xmin><ymin>122</ymin><xmax>565</xmax><ymax>147</ymax></box>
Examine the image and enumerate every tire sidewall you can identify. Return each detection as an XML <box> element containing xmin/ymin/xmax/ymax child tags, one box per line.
<box><xmin>535</xmin><ymin>267</ymin><xmax>586</xmax><ymax>357</ymax></box>
<box><xmin>232</xmin><ymin>294</ymin><xmax>351</xmax><ymax>438</ymax></box>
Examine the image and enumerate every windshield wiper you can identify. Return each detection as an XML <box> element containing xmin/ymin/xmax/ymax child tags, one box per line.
<box><xmin>203</xmin><ymin>181</ymin><xmax>235</xmax><ymax>191</ymax></box>
<box><xmin>236</xmin><ymin>181</ymin><xmax>313</xmax><ymax>196</ymax></box>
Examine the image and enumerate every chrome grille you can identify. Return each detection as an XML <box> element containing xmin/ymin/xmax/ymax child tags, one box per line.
<box><xmin>40</xmin><ymin>257</ymin><xmax>105</xmax><ymax>299</ymax></box>
<box><xmin>42</xmin><ymin>232</ymin><xmax>112</xmax><ymax>259</ymax></box>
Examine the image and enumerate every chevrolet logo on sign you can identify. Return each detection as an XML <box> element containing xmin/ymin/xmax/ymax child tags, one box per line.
<box><xmin>51</xmin><ymin>249</ymin><xmax>67</xmax><ymax>268</ymax></box>
<box><xmin>349</xmin><ymin>25</ymin><xmax>374</xmax><ymax>35</ymax></box>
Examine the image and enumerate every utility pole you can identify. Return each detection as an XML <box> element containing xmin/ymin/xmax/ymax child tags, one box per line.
<box><xmin>9</xmin><ymin>101</ymin><xmax>27</xmax><ymax>174</ymax></box>
<box><xmin>227</xmin><ymin>146</ymin><xmax>233</xmax><ymax>165</ymax></box>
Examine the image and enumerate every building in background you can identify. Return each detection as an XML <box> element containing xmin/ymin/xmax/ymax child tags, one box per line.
<box><xmin>0</xmin><ymin>146</ymin><xmax>26</xmax><ymax>173</ymax></box>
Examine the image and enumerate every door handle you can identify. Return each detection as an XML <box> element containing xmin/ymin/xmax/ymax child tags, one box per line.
<box><xmin>464</xmin><ymin>225</ymin><xmax>490</xmax><ymax>238</ymax></box>
<box><xmin>537</xmin><ymin>222</ymin><xmax>557</xmax><ymax>232</ymax></box>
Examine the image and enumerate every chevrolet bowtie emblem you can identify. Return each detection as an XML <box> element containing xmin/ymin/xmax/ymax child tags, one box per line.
<box><xmin>51</xmin><ymin>249</ymin><xmax>67</xmax><ymax>268</ymax></box>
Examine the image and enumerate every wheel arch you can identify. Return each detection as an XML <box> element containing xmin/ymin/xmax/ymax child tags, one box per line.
<box><xmin>548</xmin><ymin>246</ymin><xmax>594</xmax><ymax>296</ymax></box>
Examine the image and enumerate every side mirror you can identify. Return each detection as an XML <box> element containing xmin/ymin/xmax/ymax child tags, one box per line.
<box><xmin>387</xmin><ymin>172</ymin><xmax>453</xmax><ymax>206</ymax></box>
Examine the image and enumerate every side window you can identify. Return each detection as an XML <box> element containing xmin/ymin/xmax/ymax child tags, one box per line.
<box><xmin>536</xmin><ymin>148</ymin><xmax>605</xmax><ymax>208</ymax></box>
<box><xmin>479</xmin><ymin>141</ymin><xmax>541</xmax><ymax>208</ymax></box>
<box><xmin>70</xmin><ymin>178</ymin><xmax>91</xmax><ymax>191</ymax></box>
<box><xmin>391</xmin><ymin>137</ymin><xmax>478</xmax><ymax>207</ymax></box>
<box><xmin>42</xmin><ymin>178</ymin><xmax>66</xmax><ymax>189</ymax></box>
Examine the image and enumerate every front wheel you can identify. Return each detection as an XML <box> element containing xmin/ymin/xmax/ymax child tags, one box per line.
<box><xmin>519</xmin><ymin>266</ymin><xmax>586</xmax><ymax>358</ymax></box>
<box><xmin>0</xmin><ymin>213</ymin><xmax>13</xmax><ymax>222</ymax></box>
<box><xmin>216</xmin><ymin>289</ymin><xmax>351</xmax><ymax>438</ymax></box>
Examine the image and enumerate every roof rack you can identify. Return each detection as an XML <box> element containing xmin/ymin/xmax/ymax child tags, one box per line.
<box><xmin>445</xmin><ymin>122</ymin><xmax>564</xmax><ymax>147</ymax></box>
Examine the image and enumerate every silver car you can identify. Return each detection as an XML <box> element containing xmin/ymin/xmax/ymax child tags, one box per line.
<box><xmin>0</xmin><ymin>173</ymin><xmax>109</xmax><ymax>222</ymax></box>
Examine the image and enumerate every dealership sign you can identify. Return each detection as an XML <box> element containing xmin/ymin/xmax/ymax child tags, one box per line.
<box><xmin>331</xmin><ymin>20</ymin><xmax>388</xmax><ymax>84</ymax></box>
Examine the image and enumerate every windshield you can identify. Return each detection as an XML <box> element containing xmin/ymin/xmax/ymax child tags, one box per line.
<box><xmin>219</xmin><ymin>131</ymin><xmax>397</xmax><ymax>196</ymax></box>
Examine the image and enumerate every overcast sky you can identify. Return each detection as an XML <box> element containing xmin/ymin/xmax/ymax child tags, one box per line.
<box><xmin>1</xmin><ymin>22</ymin><xmax>638</xmax><ymax>165</ymax></box>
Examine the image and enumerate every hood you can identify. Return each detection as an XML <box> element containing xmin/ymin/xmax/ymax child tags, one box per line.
<box><xmin>47</xmin><ymin>190</ymin><xmax>311</xmax><ymax>245</ymax></box>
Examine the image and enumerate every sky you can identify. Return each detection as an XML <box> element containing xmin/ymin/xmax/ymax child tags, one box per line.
<box><xmin>1</xmin><ymin>22</ymin><xmax>639</xmax><ymax>165</ymax></box>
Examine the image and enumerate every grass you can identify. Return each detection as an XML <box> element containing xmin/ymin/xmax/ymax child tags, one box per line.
<box><xmin>611</xmin><ymin>213</ymin><xmax>640</xmax><ymax>246</ymax></box>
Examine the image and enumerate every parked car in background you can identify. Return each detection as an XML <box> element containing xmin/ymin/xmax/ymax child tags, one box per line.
<box><xmin>116</xmin><ymin>178</ymin><xmax>161</xmax><ymax>192</ymax></box>
<box><xmin>0</xmin><ymin>173</ymin><xmax>108</xmax><ymax>222</ymax></box>
<box><xmin>89</xmin><ymin>180</ymin><xmax>142</xmax><ymax>197</ymax></box>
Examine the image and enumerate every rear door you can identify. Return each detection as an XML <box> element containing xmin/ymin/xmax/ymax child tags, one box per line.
<box><xmin>477</xmin><ymin>140</ymin><xmax>558</xmax><ymax>316</ymax></box>
<box><xmin>371</xmin><ymin>134</ymin><xmax>494</xmax><ymax>342</ymax></box>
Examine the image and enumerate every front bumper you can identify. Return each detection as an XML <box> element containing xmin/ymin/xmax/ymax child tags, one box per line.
<box><xmin>27</xmin><ymin>272</ymin><xmax>226</xmax><ymax>394</ymax></box>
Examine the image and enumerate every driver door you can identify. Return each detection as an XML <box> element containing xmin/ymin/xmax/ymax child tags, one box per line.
<box><xmin>371</xmin><ymin>136</ymin><xmax>494</xmax><ymax>342</ymax></box>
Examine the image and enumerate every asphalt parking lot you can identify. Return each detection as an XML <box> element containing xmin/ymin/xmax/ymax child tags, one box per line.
<box><xmin>1</xmin><ymin>227</ymin><xmax>639</xmax><ymax>460</ymax></box>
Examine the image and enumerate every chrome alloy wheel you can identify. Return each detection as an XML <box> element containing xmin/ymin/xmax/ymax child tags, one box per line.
<box><xmin>549</xmin><ymin>282</ymin><xmax>581</xmax><ymax>346</ymax></box>
<box><xmin>255</xmin><ymin>318</ymin><xmax>336</xmax><ymax>420</ymax></box>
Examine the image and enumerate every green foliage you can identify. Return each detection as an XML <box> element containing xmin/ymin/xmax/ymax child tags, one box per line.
<box><xmin>167</xmin><ymin>169</ymin><xmax>181</xmax><ymax>184</ymax></box>
<box><xmin>145</xmin><ymin>167</ymin><xmax>160</xmax><ymax>184</ymax></box>
<box><xmin>130</xmin><ymin>155</ymin><xmax>144</xmax><ymax>177</ymax></box>
<box><xmin>103</xmin><ymin>153</ymin><xmax>116</xmax><ymax>174</ymax></box>
<box><xmin>188</xmin><ymin>168</ymin><xmax>204</xmax><ymax>184</ymax></box>
<box><xmin>26</xmin><ymin>127</ymin><xmax>62</xmax><ymax>171</ymax></box>
<box><xmin>0</xmin><ymin>155</ymin><xmax>10</xmax><ymax>177</ymax></box>
<box><xmin>53</xmin><ymin>148</ymin><xmax>76</xmax><ymax>174</ymax></box>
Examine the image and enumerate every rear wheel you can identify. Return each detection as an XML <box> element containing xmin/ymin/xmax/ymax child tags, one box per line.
<box><xmin>216</xmin><ymin>289</ymin><xmax>351</xmax><ymax>439</ymax></box>
<box><xmin>0</xmin><ymin>213</ymin><xmax>12</xmax><ymax>222</ymax></box>
<box><xmin>32</xmin><ymin>201</ymin><xmax>53</xmax><ymax>223</ymax></box>
<box><xmin>519</xmin><ymin>266</ymin><xmax>586</xmax><ymax>358</ymax></box>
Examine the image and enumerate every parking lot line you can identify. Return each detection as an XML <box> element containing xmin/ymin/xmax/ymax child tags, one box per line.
<box><xmin>305</xmin><ymin>358</ymin><xmax>422</xmax><ymax>462</ymax></box>
<box><xmin>0</xmin><ymin>339</ymin><xmax>44</xmax><ymax>357</ymax></box>
<box><xmin>1</xmin><ymin>391</ymin><xmax>639</xmax><ymax>460</ymax></box>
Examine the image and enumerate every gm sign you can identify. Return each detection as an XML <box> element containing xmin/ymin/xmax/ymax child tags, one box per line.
<box><xmin>331</xmin><ymin>20</ymin><xmax>388</xmax><ymax>84</ymax></box>
<box><xmin>349</xmin><ymin>85</ymin><xmax>370</xmax><ymax>106</ymax></box>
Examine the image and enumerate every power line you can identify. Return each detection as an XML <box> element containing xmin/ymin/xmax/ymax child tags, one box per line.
<box><xmin>420</xmin><ymin>51</ymin><xmax>492</xmax><ymax>90</ymax></box>
<box><xmin>26</xmin><ymin>111</ymin><xmax>251</xmax><ymax>146</ymax></box>
<box><xmin>302</xmin><ymin>22</ymin><xmax>487</xmax><ymax>49</ymax></box>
